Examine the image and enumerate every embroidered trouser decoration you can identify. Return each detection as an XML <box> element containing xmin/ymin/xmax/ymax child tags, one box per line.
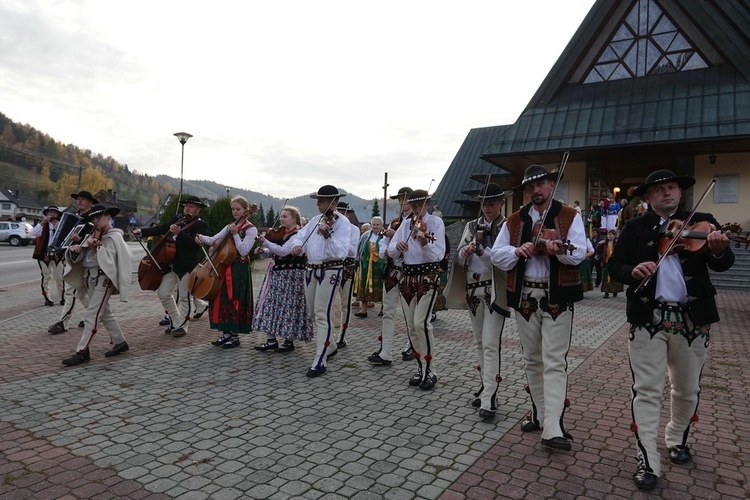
<box><xmin>467</xmin><ymin>281</ymin><xmax>505</xmax><ymax>411</ymax></box>
<box><xmin>305</xmin><ymin>266</ymin><xmax>342</xmax><ymax>370</ymax></box>
<box><xmin>516</xmin><ymin>287</ymin><xmax>574</xmax><ymax>440</ymax></box>
<box><xmin>399</xmin><ymin>272</ymin><xmax>439</xmax><ymax>382</ymax></box>
<box><xmin>628</xmin><ymin>312</ymin><xmax>709</xmax><ymax>477</ymax></box>
<box><xmin>76</xmin><ymin>269</ymin><xmax>126</xmax><ymax>353</ymax></box>
<box><xmin>337</xmin><ymin>265</ymin><xmax>356</xmax><ymax>344</ymax></box>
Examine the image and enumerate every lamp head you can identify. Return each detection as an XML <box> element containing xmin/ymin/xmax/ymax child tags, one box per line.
<box><xmin>173</xmin><ymin>132</ymin><xmax>193</xmax><ymax>145</ymax></box>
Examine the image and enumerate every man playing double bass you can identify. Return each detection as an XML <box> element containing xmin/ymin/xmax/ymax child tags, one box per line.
<box><xmin>608</xmin><ymin>170</ymin><xmax>734</xmax><ymax>491</ymax></box>
<box><xmin>133</xmin><ymin>196</ymin><xmax>207</xmax><ymax>338</ymax></box>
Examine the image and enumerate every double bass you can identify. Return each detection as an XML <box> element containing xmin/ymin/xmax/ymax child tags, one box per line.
<box><xmin>137</xmin><ymin>214</ymin><xmax>194</xmax><ymax>290</ymax></box>
<box><xmin>187</xmin><ymin>205</ymin><xmax>257</xmax><ymax>301</ymax></box>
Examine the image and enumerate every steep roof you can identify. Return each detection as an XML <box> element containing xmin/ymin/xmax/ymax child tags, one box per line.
<box><xmin>483</xmin><ymin>0</ymin><xmax>750</xmax><ymax>165</ymax></box>
<box><xmin>0</xmin><ymin>187</ymin><xmax>43</xmax><ymax>211</ymax></box>
<box><xmin>431</xmin><ymin>125</ymin><xmax>513</xmax><ymax>219</ymax></box>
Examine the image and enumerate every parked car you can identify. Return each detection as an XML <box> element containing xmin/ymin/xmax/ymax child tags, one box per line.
<box><xmin>0</xmin><ymin>221</ymin><xmax>34</xmax><ymax>246</ymax></box>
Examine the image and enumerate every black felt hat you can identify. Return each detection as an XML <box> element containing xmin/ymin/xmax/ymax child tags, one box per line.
<box><xmin>179</xmin><ymin>195</ymin><xmax>208</xmax><ymax>208</ymax></box>
<box><xmin>310</xmin><ymin>185</ymin><xmax>345</xmax><ymax>199</ymax></box>
<box><xmin>475</xmin><ymin>183</ymin><xmax>513</xmax><ymax>200</ymax></box>
<box><xmin>390</xmin><ymin>187</ymin><xmax>413</xmax><ymax>200</ymax></box>
<box><xmin>86</xmin><ymin>204</ymin><xmax>120</xmax><ymax>219</ymax></box>
<box><xmin>516</xmin><ymin>165</ymin><xmax>561</xmax><ymax>189</ymax></box>
<box><xmin>336</xmin><ymin>201</ymin><xmax>354</xmax><ymax>213</ymax></box>
<box><xmin>42</xmin><ymin>206</ymin><xmax>62</xmax><ymax>216</ymax></box>
<box><xmin>70</xmin><ymin>190</ymin><xmax>97</xmax><ymax>202</ymax></box>
<box><xmin>407</xmin><ymin>189</ymin><xmax>432</xmax><ymax>204</ymax></box>
<box><xmin>632</xmin><ymin>169</ymin><xmax>695</xmax><ymax>197</ymax></box>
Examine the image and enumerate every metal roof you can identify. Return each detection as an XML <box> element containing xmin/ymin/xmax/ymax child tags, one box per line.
<box><xmin>431</xmin><ymin>125</ymin><xmax>512</xmax><ymax>219</ymax></box>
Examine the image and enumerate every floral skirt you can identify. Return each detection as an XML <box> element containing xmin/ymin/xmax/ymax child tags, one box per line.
<box><xmin>252</xmin><ymin>263</ymin><xmax>313</xmax><ymax>341</ymax></box>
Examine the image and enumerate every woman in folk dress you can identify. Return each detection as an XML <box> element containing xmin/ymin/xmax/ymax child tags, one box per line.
<box><xmin>194</xmin><ymin>196</ymin><xmax>257</xmax><ymax>348</ymax></box>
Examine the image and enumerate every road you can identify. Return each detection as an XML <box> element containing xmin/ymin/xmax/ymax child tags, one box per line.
<box><xmin>0</xmin><ymin>242</ymin><xmax>146</xmax><ymax>289</ymax></box>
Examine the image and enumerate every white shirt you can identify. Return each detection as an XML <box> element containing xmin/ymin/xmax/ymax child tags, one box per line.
<box><xmin>387</xmin><ymin>213</ymin><xmax>445</xmax><ymax>265</ymax></box>
<box><xmin>654</xmin><ymin>216</ymin><xmax>688</xmax><ymax>302</ymax></box>
<box><xmin>456</xmin><ymin>217</ymin><xmax>495</xmax><ymax>278</ymax></box>
<box><xmin>490</xmin><ymin>204</ymin><xmax>586</xmax><ymax>280</ymax></box>
<box><xmin>288</xmin><ymin>211</ymin><xmax>350</xmax><ymax>263</ymax></box>
<box><xmin>198</xmin><ymin>223</ymin><xmax>257</xmax><ymax>258</ymax></box>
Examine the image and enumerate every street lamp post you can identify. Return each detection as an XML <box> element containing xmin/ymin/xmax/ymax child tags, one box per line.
<box><xmin>173</xmin><ymin>132</ymin><xmax>193</xmax><ymax>195</ymax></box>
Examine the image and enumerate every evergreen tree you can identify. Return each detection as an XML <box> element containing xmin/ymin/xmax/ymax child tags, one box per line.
<box><xmin>158</xmin><ymin>193</ymin><xmax>207</xmax><ymax>225</ymax></box>
<box><xmin>266</xmin><ymin>206</ymin><xmax>276</xmax><ymax>227</ymax></box>
<box><xmin>371</xmin><ymin>199</ymin><xmax>380</xmax><ymax>218</ymax></box>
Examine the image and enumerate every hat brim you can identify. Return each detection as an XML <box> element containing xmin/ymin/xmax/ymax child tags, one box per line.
<box><xmin>180</xmin><ymin>199</ymin><xmax>208</xmax><ymax>208</ymax></box>
<box><xmin>43</xmin><ymin>208</ymin><xmax>62</xmax><ymax>216</ymax></box>
<box><xmin>632</xmin><ymin>176</ymin><xmax>695</xmax><ymax>197</ymax></box>
<box><xmin>515</xmin><ymin>171</ymin><xmax>561</xmax><ymax>190</ymax></box>
<box><xmin>70</xmin><ymin>192</ymin><xmax>97</xmax><ymax>202</ymax></box>
<box><xmin>407</xmin><ymin>196</ymin><xmax>433</xmax><ymax>204</ymax></box>
<box><xmin>475</xmin><ymin>190</ymin><xmax>513</xmax><ymax>201</ymax></box>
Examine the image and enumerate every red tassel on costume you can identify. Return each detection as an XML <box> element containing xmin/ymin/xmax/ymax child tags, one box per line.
<box><xmin>92</xmin><ymin>328</ymin><xmax>97</xmax><ymax>334</ymax></box>
<box><xmin>564</xmin><ymin>398</ymin><xmax>571</xmax><ymax>407</ymax></box>
<box><xmin>630</xmin><ymin>422</ymin><xmax>638</xmax><ymax>433</ymax></box>
<box><xmin>413</xmin><ymin>352</ymin><xmax>421</xmax><ymax>360</ymax></box>
<box><xmin>524</xmin><ymin>384</ymin><xmax>530</xmax><ymax>394</ymax></box>
<box><xmin>378</xmin><ymin>335</ymin><xmax>382</xmax><ymax>342</ymax></box>
<box><xmin>343</xmin><ymin>323</ymin><xmax>348</xmax><ymax>329</ymax></box>
<box><xmin>495</xmin><ymin>375</ymin><xmax>502</xmax><ymax>383</ymax></box>
<box><xmin>476</xmin><ymin>365</ymin><xmax>481</xmax><ymax>372</ymax></box>
<box><xmin>324</xmin><ymin>341</ymin><xmax>331</xmax><ymax>346</ymax></box>
<box><xmin>424</xmin><ymin>354</ymin><xmax>432</xmax><ymax>361</ymax></box>
<box><xmin>691</xmin><ymin>413</ymin><xmax>699</xmax><ymax>423</ymax></box>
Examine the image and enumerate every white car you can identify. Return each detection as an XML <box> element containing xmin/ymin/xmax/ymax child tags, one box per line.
<box><xmin>0</xmin><ymin>221</ymin><xmax>34</xmax><ymax>246</ymax></box>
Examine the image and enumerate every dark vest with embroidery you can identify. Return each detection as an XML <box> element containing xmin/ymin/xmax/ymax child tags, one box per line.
<box><xmin>505</xmin><ymin>200</ymin><xmax>583</xmax><ymax>308</ymax></box>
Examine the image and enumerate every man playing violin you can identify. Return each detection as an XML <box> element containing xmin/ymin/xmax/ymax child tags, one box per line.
<box><xmin>446</xmin><ymin>183</ymin><xmax>512</xmax><ymax>420</ymax></box>
<box><xmin>133</xmin><ymin>195</ymin><xmax>208</xmax><ymax>338</ymax></box>
<box><xmin>289</xmin><ymin>185</ymin><xmax>352</xmax><ymax>378</ymax></box>
<box><xmin>61</xmin><ymin>205</ymin><xmax>132</xmax><ymax>366</ymax></box>
<box><xmin>608</xmin><ymin>169</ymin><xmax>734</xmax><ymax>491</ymax></box>
<box><xmin>368</xmin><ymin>187</ymin><xmax>415</xmax><ymax>366</ymax></box>
<box><xmin>490</xmin><ymin>164</ymin><xmax>586</xmax><ymax>451</ymax></box>
<box><xmin>387</xmin><ymin>189</ymin><xmax>445</xmax><ymax>390</ymax></box>
<box><xmin>47</xmin><ymin>190</ymin><xmax>97</xmax><ymax>335</ymax></box>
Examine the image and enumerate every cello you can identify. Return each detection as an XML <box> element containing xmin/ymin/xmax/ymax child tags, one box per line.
<box><xmin>137</xmin><ymin>214</ymin><xmax>194</xmax><ymax>290</ymax></box>
<box><xmin>187</xmin><ymin>205</ymin><xmax>257</xmax><ymax>301</ymax></box>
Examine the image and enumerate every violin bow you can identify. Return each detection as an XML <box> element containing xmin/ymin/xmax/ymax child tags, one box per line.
<box><xmin>634</xmin><ymin>177</ymin><xmax>717</xmax><ymax>293</ymax></box>
<box><xmin>120</xmin><ymin>206</ymin><xmax>164</xmax><ymax>272</ymax></box>
<box><xmin>298</xmin><ymin>194</ymin><xmax>339</xmax><ymax>249</ymax></box>
<box><xmin>268</xmin><ymin>199</ymin><xmax>288</xmax><ymax>232</ymax></box>
<box><xmin>530</xmin><ymin>151</ymin><xmax>570</xmax><ymax>250</ymax></box>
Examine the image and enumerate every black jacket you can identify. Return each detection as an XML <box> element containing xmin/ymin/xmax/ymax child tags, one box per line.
<box><xmin>140</xmin><ymin>215</ymin><xmax>207</xmax><ymax>276</ymax></box>
<box><xmin>608</xmin><ymin>210</ymin><xmax>734</xmax><ymax>326</ymax></box>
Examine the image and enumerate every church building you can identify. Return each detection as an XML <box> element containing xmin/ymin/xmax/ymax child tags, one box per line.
<box><xmin>434</xmin><ymin>0</ymin><xmax>750</xmax><ymax>240</ymax></box>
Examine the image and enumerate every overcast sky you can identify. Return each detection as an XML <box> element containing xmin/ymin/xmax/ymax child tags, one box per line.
<box><xmin>1</xmin><ymin>0</ymin><xmax>596</xmax><ymax>201</ymax></box>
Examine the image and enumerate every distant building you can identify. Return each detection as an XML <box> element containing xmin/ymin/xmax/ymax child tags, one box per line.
<box><xmin>0</xmin><ymin>187</ymin><xmax>44</xmax><ymax>223</ymax></box>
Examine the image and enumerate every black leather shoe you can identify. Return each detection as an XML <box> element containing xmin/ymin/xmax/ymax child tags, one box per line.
<box><xmin>254</xmin><ymin>341</ymin><xmax>278</xmax><ymax>351</ymax></box>
<box><xmin>520</xmin><ymin>411</ymin><xmax>541</xmax><ymax>432</ymax></box>
<box><xmin>105</xmin><ymin>341</ymin><xmax>129</xmax><ymax>358</ymax></box>
<box><xmin>192</xmin><ymin>306</ymin><xmax>208</xmax><ymax>320</ymax></box>
<box><xmin>326</xmin><ymin>348</ymin><xmax>338</xmax><ymax>360</ymax></box>
<box><xmin>59</xmin><ymin>299</ymin><xmax>65</xmax><ymax>306</ymax></box>
<box><xmin>402</xmin><ymin>347</ymin><xmax>414</xmax><ymax>361</ymax></box>
<box><xmin>159</xmin><ymin>317</ymin><xmax>171</xmax><ymax>326</ymax></box>
<box><xmin>221</xmin><ymin>337</ymin><xmax>240</xmax><ymax>349</ymax></box>
<box><xmin>172</xmin><ymin>328</ymin><xmax>187</xmax><ymax>338</ymax></box>
<box><xmin>48</xmin><ymin>321</ymin><xmax>67</xmax><ymax>335</ymax></box>
<box><xmin>354</xmin><ymin>312</ymin><xmax>367</xmax><ymax>318</ymax></box>
<box><xmin>306</xmin><ymin>366</ymin><xmax>326</xmax><ymax>378</ymax></box>
<box><xmin>408</xmin><ymin>371</ymin><xmax>422</xmax><ymax>387</ymax></box>
<box><xmin>276</xmin><ymin>341</ymin><xmax>295</xmax><ymax>353</ymax></box>
<box><xmin>541</xmin><ymin>436</ymin><xmax>571</xmax><ymax>451</ymax></box>
<box><xmin>479</xmin><ymin>409</ymin><xmax>496</xmax><ymax>420</ymax></box>
<box><xmin>633</xmin><ymin>465</ymin><xmax>657</xmax><ymax>490</ymax></box>
<box><xmin>471</xmin><ymin>398</ymin><xmax>481</xmax><ymax>408</ymax></box>
<box><xmin>336</xmin><ymin>339</ymin><xmax>347</xmax><ymax>348</ymax></box>
<box><xmin>211</xmin><ymin>335</ymin><xmax>232</xmax><ymax>346</ymax></box>
<box><xmin>78</xmin><ymin>320</ymin><xmax>85</xmax><ymax>328</ymax></box>
<box><xmin>44</xmin><ymin>299</ymin><xmax>55</xmax><ymax>306</ymax></box>
<box><xmin>62</xmin><ymin>350</ymin><xmax>90</xmax><ymax>366</ymax></box>
<box><xmin>419</xmin><ymin>372</ymin><xmax>437</xmax><ymax>390</ymax></box>
<box><xmin>668</xmin><ymin>446</ymin><xmax>691</xmax><ymax>464</ymax></box>
<box><xmin>367</xmin><ymin>354</ymin><xmax>392</xmax><ymax>366</ymax></box>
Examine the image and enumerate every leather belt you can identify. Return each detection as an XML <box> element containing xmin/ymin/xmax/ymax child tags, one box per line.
<box><xmin>523</xmin><ymin>280</ymin><xmax>548</xmax><ymax>289</ymax></box>
<box><xmin>307</xmin><ymin>260</ymin><xmax>344</xmax><ymax>269</ymax></box>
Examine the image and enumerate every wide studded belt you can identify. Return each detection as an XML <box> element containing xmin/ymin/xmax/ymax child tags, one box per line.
<box><xmin>523</xmin><ymin>280</ymin><xmax>548</xmax><ymax>289</ymax></box>
<box><xmin>467</xmin><ymin>279</ymin><xmax>492</xmax><ymax>290</ymax></box>
<box><xmin>402</xmin><ymin>261</ymin><xmax>440</xmax><ymax>276</ymax></box>
<box><xmin>655</xmin><ymin>300</ymin><xmax>687</xmax><ymax>312</ymax></box>
<box><xmin>307</xmin><ymin>260</ymin><xmax>344</xmax><ymax>270</ymax></box>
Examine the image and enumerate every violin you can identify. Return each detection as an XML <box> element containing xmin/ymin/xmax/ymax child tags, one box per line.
<box><xmin>89</xmin><ymin>227</ymin><xmax>104</xmax><ymax>248</ymax></box>
<box><xmin>657</xmin><ymin>219</ymin><xmax>716</xmax><ymax>255</ymax></box>
<box><xmin>410</xmin><ymin>217</ymin><xmax>436</xmax><ymax>244</ymax></box>
<box><xmin>317</xmin><ymin>210</ymin><xmax>336</xmax><ymax>239</ymax></box>
<box><xmin>531</xmin><ymin>221</ymin><xmax>576</xmax><ymax>256</ymax></box>
<box><xmin>264</xmin><ymin>226</ymin><xmax>288</xmax><ymax>245</ymax></box>
<box><xmin>472</xmin><ymin>221</ymin><xmax>488</xmax><ymax>257</ymax></box>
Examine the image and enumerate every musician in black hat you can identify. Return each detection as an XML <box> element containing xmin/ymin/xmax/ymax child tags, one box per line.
<box><xmin>608</xmin><ymin>169</ymin><xmax>733</xmax><ymax>491</ymax></box>
<box><xmin>289</xmin><ymin>185</ymin><xmax>351</xmax><ymax>377</ymax></box>
<box><xmin>47</xmin><ymin>190</ymin><xmax>97</xmax><ymax>335</ymax></box>
<box><xmin>61</xmin><ymin>205</ymin><xmax>132</xmax><ymax>366</ymax></box>
<box><xmin>445</xmin><ymin>183</ymin><xmax>512</xmax><ymax>420</ymax></box>
<box><xmin>132</xmin><ymin>195</ymin><xmax>208</xmax><ymax>338</ymax></box>
<box><xmin>387</xmin><ymin>189</ymin><xmax>445</xmax><ymax>390</ymax></box>
<box><xmin>31</xmin><ymin>206</ymin><xmax>65</xmax><ymax>306</ymax></box>
<box><xmin>490</xmin><ymin>164</ymin><xmax>586</xmax><ymax>451</ymax></box>
<box><xmin>333</xmin><ymin>200</ymin><xmax>360</xmax><ymax>349</ymax></box>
